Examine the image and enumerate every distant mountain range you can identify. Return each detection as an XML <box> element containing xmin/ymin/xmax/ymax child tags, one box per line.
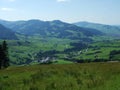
<box><xmin>0</xmin><ymin>24</ymin><xmax>17</xmax><ymax>40</ymax></box>
<box><xmin>73</xmin><ymin>21</ymin><xmax>120</xmax><ymax>37</ymax></box>
<box><xmin>0</xmin><ymin>19</ymin><xmax>103</xmax><ymax>40</ymax></box>
<box><xmin>115</xmin><ymin>25</ymin><xmax>120</xmax><ymax>28</ymax></box>
<box><xmin>0</xmin><ymin>19</ymin><xmax>120</xmax><ymax>40</ymax></box>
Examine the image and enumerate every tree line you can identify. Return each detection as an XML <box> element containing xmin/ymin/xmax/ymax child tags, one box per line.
<box><xmin>0</xmin><ymin>40</ymin><xmax>10</xmax><ymax>69</ymax></box>
<box><xmin>109</xmin><ymin>50</ymin><xmax>120</xmax><ymax>60</ymax></box>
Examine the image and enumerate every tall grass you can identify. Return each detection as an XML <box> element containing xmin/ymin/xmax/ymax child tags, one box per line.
<box><xmin>0</xmin><ymin>62</ymin><xmax>120</xmax><ymax>90</ymax></box>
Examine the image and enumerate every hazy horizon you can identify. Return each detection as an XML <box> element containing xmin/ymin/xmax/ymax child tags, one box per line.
<box><xmin>1</xmin><ymin>18</ymin><xmax>120</xmax><ymax>26</ymax></box>
<box><xmin>0</xmin><ymin>0</ymin><xmax>120</xmax><ymax>25</ymax></box>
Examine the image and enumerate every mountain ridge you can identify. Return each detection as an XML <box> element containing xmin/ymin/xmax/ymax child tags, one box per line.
<box><xmin>0</xmin><ymin>19</ymin><xmax>104</xmax><ymax>40</ymax></box>
<box><xmin>0</xmin><ymin>24</ymin><xmax>18</xmax><ymax>40</ymax></box>
<box><xmin>73</xmin><ymin>21</ymin><xmax>120</xmax><ymax>37</ymax></box>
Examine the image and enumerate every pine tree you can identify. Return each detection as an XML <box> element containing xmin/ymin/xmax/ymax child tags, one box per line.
<box><xmin>2</xmin><ymin>40</ymin><xmax>10</xmax><ymax>68</ymax></box>
<box><xmin>0</xmin><ymin>40</ymin><xmax>10</xmax><ymax>69</ymax></box>
<box><xmin>0</xmin><ymin>45</ymin><xmax>3</xmax><ymax>69</ymax></box>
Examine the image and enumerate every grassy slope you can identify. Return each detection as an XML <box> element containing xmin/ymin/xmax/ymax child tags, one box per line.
<box><xmin>1</xmin><ymin>36</ymin><xmax>119</xmax><ymax>65</ymax></box>
<box><xmin>75</xmin><ymin>40</ymin><xmax>120</xmax><ymax>60</ymax></box>
<box><xmin>0</xmin><ymin>33</ymin><xmax>119</xmax><ymax>65</ymax></box>
<box><xmin>7</xmin><ymin>36</ymin><xmax>74</xmax><ymax>64</ymax></box>
<box><xmin>0</xmin><ymin>62</ymin><xmax>120</xmax><ymax>90</ymax></box>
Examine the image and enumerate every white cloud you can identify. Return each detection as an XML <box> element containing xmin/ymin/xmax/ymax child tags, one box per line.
<box><xmin>57</xmin><ymin>0</ymin><xmax>69</xmax><ymax>3</ymax></box>
<box><xmin>1</xmin><ymin>8</ymin><xmax>15</xmax><ymax>11</ymax></box>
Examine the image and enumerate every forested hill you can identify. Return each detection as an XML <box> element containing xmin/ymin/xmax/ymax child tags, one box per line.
<box><xmin>73</xmin><ymin>21</ymin><xmax>120</xmax><ymax>37</ymax></box>
<box><xmin>0</xmin><ymin>24</ymin><xmax>17</xmax><ymax>40</ymax></box>
<box><xmin>0</xmin><ymin>19</ymin><xmax>104</xmax><ymax>39</ymax></box>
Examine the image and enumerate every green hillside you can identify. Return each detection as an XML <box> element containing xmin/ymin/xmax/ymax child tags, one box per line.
<box><xmin>0</xmin><ymin>63</ymin><xmax>120</xmax><ymax>90</ymax></box>
<box><xmin>0</xmin><ymin>24</ymin><xmax>17</xmax><ymax>40</ymax></box>
<box><xmin>0</xmin><ymin>19</ymin><xmax>119</xmax><ymax>65</ymax></box>
<box><xmin>74</xmin><ymin>21</ymin><xmax>120</xmax><ymax>37</ymax></box>
<box><xmin>1</xmin><ymin>36</ymin><xmax>119</xmax><ymax>65</ymax></box>
<box><xmin>0</xmin><ymin>20</ymin><xmax>103</xmax><ymax>40</ymax></box>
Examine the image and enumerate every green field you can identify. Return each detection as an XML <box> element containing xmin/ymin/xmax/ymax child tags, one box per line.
<box><xmin>1</xmin><ymin>36</ymin><xmax>119</xmax><ymax>65</ymax></box>
<box><xmin>7</xmin><ymin>36</ymin><xmax>74</xmax><ymax>65</ymax></box>
<box><xmin>79</xmin><ymin>40</ymin><xmax>120</xmax><ymax>60</ymax></box>
<box><xmin>0</xmin><ymin>62</ymin><xmax>120</xmax><ymax>90</ymax></box>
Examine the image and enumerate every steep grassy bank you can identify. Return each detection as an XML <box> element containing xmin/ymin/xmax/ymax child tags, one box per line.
<box><xmin>0</xmin><ymin>62</ymin><xmax>120</xmax><ymax>90</ymax></box>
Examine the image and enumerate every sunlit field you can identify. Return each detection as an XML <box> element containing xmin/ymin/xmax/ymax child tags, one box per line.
<box><xmin>0</xmin><ymin>62</ymin><xmax>120</xmax><ymax>90</ymax></box>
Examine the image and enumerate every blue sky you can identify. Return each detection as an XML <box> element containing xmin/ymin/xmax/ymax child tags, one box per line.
<box><xmin>0</xmin><ymin>0</ymin><xmax>120</xmax><ymax>24</ymax></box>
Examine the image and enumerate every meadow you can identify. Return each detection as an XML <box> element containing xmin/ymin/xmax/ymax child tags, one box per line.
<box><xmin>0</xmin><ymin>62</ymin><xmax>120</xmax><ymax>90</ymax></box>
<box><xmin>1</xmin><ymin>36</ymin><xmax>119</xmax><ymax>65</ymax></box>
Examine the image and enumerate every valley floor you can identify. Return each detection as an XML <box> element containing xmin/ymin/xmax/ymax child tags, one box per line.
<box><xmin>0</xmin><ymin>62</ymin><xmax>120</xmax><ymax>90</ymax></box>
